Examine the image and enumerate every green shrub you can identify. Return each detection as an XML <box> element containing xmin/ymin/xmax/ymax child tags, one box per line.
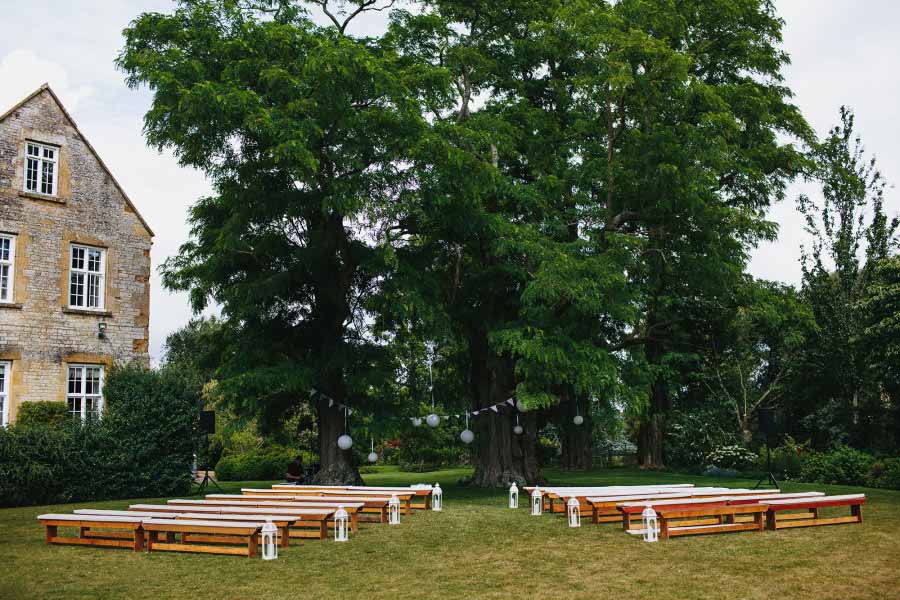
<box><xmin>866</xmin><ymin>458</ymin><xmax>900</xmax><ymax>489</ymax></box>
<box><xmin>800</xmin><ymin>445</ymin><xmax>875</xmax><ymax>486</ymax></box>
<box><xmin>757</xmin><ymin>436</ymin><xmax>806</xmax><ymax>480</ymax></box>
<box><xmin>0</xmin><ymin>363</ymin><xmax>199</xmax><ymax>507</ymax></box>
<box><xmin>215</xmin><ymin>445</ymin><xmax>296</xmax><ymax>481</ymax></box>
<box><xmin>665</xmin><ymin>410</ymin><xmax>735</xmax><ymax>468</ymax></box>
<box><xmin>15</xmin><ymin>402</ymin><xmax>70</xmax><ymax>428</ymax></box>
<box><xmin>397</xmin><ymin>421</ymin><xmax>469</xmax><ymax>471</ymax></box>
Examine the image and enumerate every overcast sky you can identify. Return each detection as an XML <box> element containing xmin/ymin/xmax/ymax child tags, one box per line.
<box><xmin>1</xmin><ymin>1</ymin><xmax>898</xmax><ymax>364</ymax></box>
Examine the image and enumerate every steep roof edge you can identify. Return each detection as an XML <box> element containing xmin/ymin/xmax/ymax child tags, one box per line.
<box><xmin>0</xmin><ymin>84</ymin><xmax>155</xmax><ymax>238</ymax></box>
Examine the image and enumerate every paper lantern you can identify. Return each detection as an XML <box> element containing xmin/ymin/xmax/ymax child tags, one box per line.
<box><xmin>367</xmin><ymin>451</ymin><xmax>378</xmax><ymax>463</ymax></box>
<box><xmin>641</xmin><ymin>505</ymin><xmax>659</xmax><ymax>542</ymax></box>
<box><xmin>432</xmin><ymin>483</ymin><xmax>443</xmax><ymax>511</ymax></box>
<box><xmin>261</xmin><ymin>521</ymin><xmax>279</xmax><ymax>560</ymax></box>
<box><xmin>426</xmin><ymin>413</ymin><xmax>441</xmax><ymax>428</ymax></box>
<box><xmin>513</xmin><ymin>425</ymin><xmax>523</xmax><ymax>435</ymax></box>
<box><xmin>567</xmin><ymin>497</ymin><xmax>581</xmax><ymax>528</ymax></box>
<box><xmin>337</xmin><ymin>434</ymin><xmax>353</xmax><ymax>450</ymax></box>
<box><xmin>531</xmin><ymin>487</ymin><xmax>542</xmax><ymax>516</ymax></box>
<box><xmin>389</xmin><ymin>495</ymin><xmax>401</xmax><ymax>525</ymax></box>
<box><xmin>334</xmin><ymin>505</ymin><xmax>349</xmax><ymax>542</ymax></box>
<box><xmin>509</xmin><ymin>483</ymin><xmax>519</xmax><ymax>509</ymax></box>
<box><xmin>460</xmin><ymin>429</ymin><xmax>474</xmax><ymax>444</ymax></box>
<box><xmin>412</xmin><ymin>417</ymin><xmax>423</xmax><ymax>427</ymax></box>
<box><xmin>573</xmin><ymin>415</ymin><xmax>584</xmax><ymax>426</ymax></box>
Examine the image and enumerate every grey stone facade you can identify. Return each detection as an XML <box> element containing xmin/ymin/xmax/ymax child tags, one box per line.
<box><xmin>0</xmin><ymin>85</ymin><xmax>153</xmax><ymax>421</ymax></box>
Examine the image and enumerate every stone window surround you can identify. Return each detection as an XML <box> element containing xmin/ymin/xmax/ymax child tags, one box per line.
<box><xmin>14</xmin><ymin>132</ymin><xmax>69</xmax><ymax>205</ymax></box>
<box><xmin>0</xmin><ymin>361</ymin><xmax>9</xmax><ymax>427</ymax></box>
<box><xmin>60</xmin><ymin>235</ymin><xmax>115</xmax><ymax>318</ymax></box>
<box><xmin>68</xmin><ymin>243</ymin><xmax>107</xmax><ymax>311</ymax></box>
<box><xmin>24</xmin><ymin>139</ymin><xmax>60</xmax><ymax>197</ymax></box>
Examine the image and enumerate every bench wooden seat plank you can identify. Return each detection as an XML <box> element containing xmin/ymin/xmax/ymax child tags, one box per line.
<box><xmin>760</xmin><ymin>494</ymin><xmax>865</xmax><ymax>530</ymax></box>
<box><xmin>267</xmin><ymin>485</ymin><xmax>434</xmax><ymax>509</ymax></box>
<box><xmin>143</xmin><ymin>519</ymin><xmax>263</xmax><ymax>558</ymax></box>
<box><xmin>38</xmin><ymin>514</ymin><xmax>145</xmax><ymax>551</ymax></box>
<box><xmin>165</xmin><ymin>500</ymin><xmax>362</xmax><ymax>530</ymax></box>
<box><xmin>654</xmin><ymin>505</ymin><xmax>767</xmax><ymax>540</ymax></box>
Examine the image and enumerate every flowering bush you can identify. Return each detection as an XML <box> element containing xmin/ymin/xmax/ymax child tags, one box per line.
<box><xmin>706</xmin><ymin>444</ymin><xmax>758</xmax><ymax>471</ymax></box>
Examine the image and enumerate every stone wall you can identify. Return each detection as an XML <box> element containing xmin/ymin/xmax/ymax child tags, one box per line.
<box><xmin>0</xmin><ymin>86</ymin><xmax>152</xmax><ymax>421</ymax></box>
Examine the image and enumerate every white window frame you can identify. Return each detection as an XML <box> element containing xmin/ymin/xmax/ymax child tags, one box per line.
<box><xmin>24</xmin><ymin>141</ymin><xmax>59</xmax><ymax>196</ymax></box>
<box><xmin>69</xmin><ymin>244</ymin><xmax>106</xmax><ymax>310</ymax></box>
<box><xmin>66</xmin><ymin>364</ymin><xmax>104</xmax><ymax>422</ymax></box>
<box><xmin>0</xmin><ymin>234</ymin><xmax>15</xmax><ymax>304</ymax></box>
<box><xmin>0</xmin><ymin>361</ymin><xmax>9</xmax><ymax>427</ymax></box>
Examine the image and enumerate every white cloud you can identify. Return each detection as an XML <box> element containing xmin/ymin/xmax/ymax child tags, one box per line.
<box><xmin>0</xmin><ymin>49</ymin><xmax>94</xmax><ymax>113</ymax></box>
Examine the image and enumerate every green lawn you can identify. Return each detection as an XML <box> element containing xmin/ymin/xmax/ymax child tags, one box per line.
<box><xmin>1</xmin><ymin>467</ymin><xmax>898</xmax><ymax>599</ymax></box>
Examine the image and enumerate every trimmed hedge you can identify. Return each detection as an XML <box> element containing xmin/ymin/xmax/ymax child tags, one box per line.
<box><xmin>15</xmin><ymin>402</ymin><xmax>70</xmax><ymax>428</ymax></box>
<box><xmin>0</xmin><ymin>363</ymin><xmax>199</xmax><ymax>507</ymax></box>
<box><xmin>215</xmin><ymin>446</ymin><xmax>296</xmax><ymax>481</ymax></box>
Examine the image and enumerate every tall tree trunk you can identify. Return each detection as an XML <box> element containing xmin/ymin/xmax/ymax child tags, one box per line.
<box><xmin>310</xmin><ymin>213</ymin><xmax>362</xmax><ymax>485</ymax></box>
<box><xmin>468</xmin><ymin>331</ymin><xmax>538</xmax><ymax>486</ymax></box>
<box><xmin>559</xmin><ymin>391</ymin><xmax>593</xmax><ymax>470</ymax></box>
<box><xmin>637</xmin><ymin>310</ymin><xmax>669</xmax><ymax>468</ymax></box>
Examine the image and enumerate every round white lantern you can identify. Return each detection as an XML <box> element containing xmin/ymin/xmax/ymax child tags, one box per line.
<box><xmin>513</xmin><ymin>425</ymin><xmax>523</xmax><ymax>435</ymax></box>
<box><xmin>367</xmin><ymin>451</ymin><xmax>378</xmax><ymax>463</ymax></box>
<box><xmin>641</xmin><ymin>504</ymin><xmax>659</xmax><ymax>542</ymax></box>
<box><xmin>412</xmin><ymin>417</ymin><xmax>423</xmax><ymax>427</ymax></box>
<box><xmin>573</xmin><ymin>415</ymin><xmax>584</xmax><ymax>426</ymax></box>
<box><xmin>509</xmin><ymin>483</ymin><xmax>519</xmax><ymax>509</ymax></box>
<box><xmin>460</xmin><ymin>429</ymin><xmax>475</xmax><ymax>444</ymax></box>
<box><xmin>567</xmin><ymin>497</ymin><xmax>581</xmax><ymax>528</ymax></box>
<box><xmin>426</xmin><ymin>413</ymin><xmax>441</xmax><ymax>428</ymax></box>
<box><xmin>261</xmin><ymin>520</ymin><xmax>279</xmax><ymax>560</ymax></box>
<box><xmin>432</xmin><ymin>483</ymin><xmax>443</xmax><ymax>511</ymax></box>
<box><xmin>334</xmin><ymin>505</ymin><xmax>349</xmax><ymax>542</ymax></box>
<box><xmin>531</xmin><ymin>487</ymin><xmax>543</xmax><ymax>516</ymax></box>
<box><xmin>389</xmin><ymin>495</ymin><xmax>401</xmax><ymax>525</ymax></box>
<box><xmin>337</xmin><ymin>434</ymin><xmax>353</xmax><ymax>450</ymax></box>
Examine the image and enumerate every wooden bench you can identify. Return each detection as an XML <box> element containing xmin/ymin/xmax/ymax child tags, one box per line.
<box><xmin>761</xmin><ymin>494</ymin><xmax>866</xmax><ymax>530</ymax></box>
<box><xmin>38</xmin><ymin>514</ymin><xmax>145</xmax><ymax>552</ymax></box>
<box><xmin>573</xmin><ymin>487</ymin><xmax>742</xmax><ymax>520</ymax></box>
<box><xmin>164</xmin><ymin>499</ymin><xmax>362</xmax><ymax>531</ymax></box>
<box><xmin>655</xmin><ymin>505</ymin><xmax>767</xmax><ymax>540</ymax></box>
<box><xmin>76</xmin><ymin>509</ymin><xmax>302</xmax><ymax>547</ymax></box>
<box><xmin>267</xmin><ymin>485</ymin><xmax>434</xmax><ymax>510</ymax></box>
<box><xmin>143</xmin><ymin>519</ymin><xmax>264</xmax><ymax>558</ymax></box>
<box><xmin>204</xmin><ymin>494</ymin><xmax>391</xmax><ymax>522</ymax></box>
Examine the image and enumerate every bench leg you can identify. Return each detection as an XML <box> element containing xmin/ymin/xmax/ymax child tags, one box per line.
<box><xmin>319</xmin><ymin>521</ymin><xmax>327</xmax><ymax>541</ymax></box>
<box><xmin>851</xmin><ymin>504</ymin><xmax>863</xmax><ymax>524</ymax></box>
<box><xmin>351</xmin><ymin>513</ymin><xmax>359</xmax><ymax>533</ymax></box>
<box><xmin>147</xmin><ymin>530</ymin><xmax>158</xmax><ymax>552</ymax></box>
<box><xmin>811</xmin><ymin>507</ymin><xmax>819</xmax><ymax>519</ymax></box>
<box><xmin>622</xmin><ymin>512</ymin><xmax>631</xmax><ymax>531</ymax></box>
<box><xmin>281</xmin><ymin>527</ymin><xmax>290</xmax><ymax>548</ymax></box>
<box><xmin>659</xmin><ymin>517</ymin><xmax>669</xmax><ymax>541</ymax></box>
<box><xmin>766</xmin><ymin>509</ymin><xmax>777</xmax><ymax>531</ymax></box>
<box><xmin>45</xmin><ymin>525</ymin><xmax>57</xmax><ymax>544</ymax></box>
<box><xmin>80</xmin><ymin>526</ymin><xmax>90</xmax><ymax>539</ymax></box>
<box><xmin>134</xmin><ymin>529</ymin><xmax>145</xmax><ymax>552</ymax></box>
<box><xmin>754</xmin><ymin>512</ymin><xmax>764</xmax><ymax>532</ymax></box>
<box><xmin>248</xmin><ymin>533</ymin><xmax>259</xmax><ymax>558</ymax></box>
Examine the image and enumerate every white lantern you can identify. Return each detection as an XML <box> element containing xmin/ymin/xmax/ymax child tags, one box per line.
<box><xmin>432</xmin><ymin>483</ymin><xmax>443</xmax><ymax>511</ymax></box>
<box><xmin>412</xmin><ymin>417</ymin><xmax>423</xmax><ymax>427</ymax></box>
<box><xmin>389</xmin><ymin>495</ymin><xmax>401</xmax><ymax>525</ymax></box>
<box><xmin>513</xmin><ymin>425</ymin><xmax>523</xmax><ymax>435</ymax></box>
<box><xmin>641</xmin><ymin>504</ymin><xmax>659</xmax><ymax>542</ymax></box>
<box><xmin>460</xmin><ymin>429</ymin><xmax>474</xmax><ymax>444</ymax></box>
<box><xmin>573</xmin><ymin>415</ymin><xmax>584</xmax><ymax>426</ymax></box>
<box><xmin>567</xmin><ymin>497</ymin><xmax>581</xmax><ymax>528</ymax></box>
<box><xmin>426</xmin><ymin>413</ymin><xmax>441</xmax><ymax>428</ymax></box>
<box><xmin>337</xmin><ymin>434</ymin><xmax>353</xmax><ymax>450</ymax></box>
<box><xmin>367</xmin><ymin>451</ymin><xmax>378</xmax><ymax>463</ymax></box>
<box><xmin>261</xmin><ymin>520</ymin><xmax>279</xmax><ymax>560</ymax></box>
<box><xmin>531</xmin><ymin>487</ymin><xmax>543</xmax><ymax>516</ymax></box>
<box><xmin>509</xmin><ymin>483</ymin><xmax>519</xmax><ymax>509</ymax></box>
<box><xmin>334</xmin><ymin>505</ymin><xmax>349</xmax><ymax>542</ymax></box>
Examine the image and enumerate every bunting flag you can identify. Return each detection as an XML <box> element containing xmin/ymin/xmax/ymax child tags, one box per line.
<box><xmin>309</xmin><ymin>387</ymin><xmax>520</xmax><ymax>423</ymax></box>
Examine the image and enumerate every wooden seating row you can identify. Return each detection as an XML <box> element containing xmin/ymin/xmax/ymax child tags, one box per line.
<box><xmin>266</xmin><ymin>485</ymin><xmax>435</xmax><ymax>510</ymax></box>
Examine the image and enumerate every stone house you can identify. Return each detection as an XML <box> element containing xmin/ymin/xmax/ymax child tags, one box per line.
<box><xmin>0</xmin><ymin>84</ymin><xmax>153</xmax><ymax>426</ymax></box>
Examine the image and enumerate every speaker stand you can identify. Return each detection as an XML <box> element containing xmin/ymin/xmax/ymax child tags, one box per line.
<box><xmin>753</xmin><ymin>444</ymin><xmax>780</xmax><ymax>490</ymax></box>
<box><xmin>192</xmin><ymin>434</ymin><xmax>222</xmax><ymax>495</ymax></box>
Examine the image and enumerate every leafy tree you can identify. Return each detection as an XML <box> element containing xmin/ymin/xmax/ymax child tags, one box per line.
<box><xmin>796</xmin><ymin>107</ymin><xmax>899</xmax><ymax>450</ymax></box>
<box><xmin>119</xmin><ymin>0</ymin><xmax>439</xmax><ymax>483</ymax></box>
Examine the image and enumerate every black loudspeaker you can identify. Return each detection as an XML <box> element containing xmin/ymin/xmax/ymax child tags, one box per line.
<box><xmin>758</xmin><ymin>407</ymin><xmax>776</xmax><ymax>435</ymax></box>
<box><xmin>199</xmin><ymin>410</ymin><xmax>216</xmax><ymax>435</ymax></box>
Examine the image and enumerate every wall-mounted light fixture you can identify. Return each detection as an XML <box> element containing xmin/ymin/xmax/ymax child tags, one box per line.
<box><xmin>98</xmin><ymin>322</ymin><xmax>107</xmax><ymax>340</ymax></box>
